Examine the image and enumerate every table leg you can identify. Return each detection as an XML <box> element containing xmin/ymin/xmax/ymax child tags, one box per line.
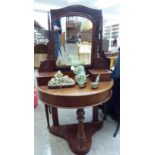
<box><xmin>50</xmin><ymin>108</ymin><xmax>103</xmax><ymax>154</ymax></box>
<box><xmin>93</xmin><ymin>106</ymin><xmax>98</xmax><ymax>122</ymax></box>
<box><xmin>44</xmin><ymin>104</ymin><xmax>50</xmax><ymax>128</ymax></box>
<box><xmin>76</xmin><ymin>108</ymin><xmax>85</xmax><ymax>149</ymax></box>
<box><xmin>51</xmin><ymin>107</ymin><xmax>59</xmax><ymax>126</ymax></box>
<box><xmin>48</xmin><ymin>106</ymin><xmax>51</xmax><ymax>114</ymax></box>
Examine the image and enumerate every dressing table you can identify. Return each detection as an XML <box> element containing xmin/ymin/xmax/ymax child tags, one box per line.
<box><xmin>36</xmin><ymin>5</ymin><xmax>113</xmax><ymax>155</ymax></box>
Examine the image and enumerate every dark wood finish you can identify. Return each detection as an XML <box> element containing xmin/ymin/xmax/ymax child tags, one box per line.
<box><xmin>88</xmin><ymin>69</ymin><xmax>112</xmax><ymax>82</ymax></box>
<box><xmin>50</xmin><ymin>5</ymin><xmax>101</xmax><ymax>69</ymax></box>
<box><xmin>37</xmin><ymin>77</ymin><xmax>113</xmax><ymax>154</ymax></box>
<box><xmin>36</xmin><ymin>5</ymin><xmax>114</xmax><ymax>154</ymax></box>
<box><xmin>38</xmin><ymin>59</ymin><xmax>54</xmax><ymax>72</ymax></box>
<box><xmin>77</xmin><ymin>109</ymin><xmax>85</xmax><ymax>149</ymax></box>
<box><xmin>37</xmin><ymin>79</ymin><xmax>113</xmax><ymax>108</ymax></box>
<box><xmin>45</xmin><ymin>104</ymin><xmax>50</xmax><ymax>128</ymax></box>
<box><xmin>38</xmin><ymin>5</ymin><xmax>110</xmax><ymax>72</ymax></box>
<box><xmin>36</xmin><ymin>71</ymin><xmax>74</xmax><ymax>86</ymax></box>
<box><xmin>34</xmin><ymin>44</ymin><xmax>48</xmax><ymax>54</ymax></box>
<box><xmin>51</xmin><ymin>107</ymin><xmax>59</xmax><ymax>126</ymax></box>
<box><xmin>37</xmin><ymin>71</ymin><xmax>57</xmax><ymax>78</ymax></box>
<box><xmin>37</xmin><ymin>76</ymin><xmax>52</xmax><ymax>86</ymax></box>
<box><xmin>93</xmin><ymin>56</ymin><xmax>110</xmax><ymax>69</ymax></box>
<box><xmin>93</xmin><ymin>106</ymin><xmax>99</xmax><ymax>122</ymax></box>
<box><xmin>49</xmin><ymin>121</ymin><xmax>103</xmax><ymax>155</ymax></box>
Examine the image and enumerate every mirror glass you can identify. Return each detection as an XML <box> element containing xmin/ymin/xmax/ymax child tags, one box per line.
<box><xmin>53</xmin><ymin>16</ymin><xmax>93</xmax><ymax>67</ymax></box>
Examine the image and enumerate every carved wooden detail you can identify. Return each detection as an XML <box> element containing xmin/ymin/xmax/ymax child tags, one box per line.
<box><xmin>38</xmin><ymin>5</ymin><xmax>110</xmax><ymax>72</ymax></box>
<box><xmin>77</xmin><ymin>109</ymin><xmax>85</xmax><ymax>149</ymax></box>
<box><xmin>36</xmin><ymin>5</ymin><xmax>113</xmax><ymax>155</ymax></box>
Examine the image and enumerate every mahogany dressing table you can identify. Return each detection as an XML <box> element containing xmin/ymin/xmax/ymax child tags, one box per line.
<box><xmin>36</xmin><ymin>5</ymin><xmax>112</xmax><ymax>155</ymax></box>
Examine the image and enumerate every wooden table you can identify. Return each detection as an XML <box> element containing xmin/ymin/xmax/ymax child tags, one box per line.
<box><xmin>37</xmin><ymin>79</ymin><xmax>113</xmax><ymax>155</ymax></box>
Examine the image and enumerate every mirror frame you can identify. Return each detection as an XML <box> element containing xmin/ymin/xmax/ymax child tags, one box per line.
<box><xmin>49</xmin><ymin>5</ymin><xmax>103</xmax><ymax>70</ymax></box>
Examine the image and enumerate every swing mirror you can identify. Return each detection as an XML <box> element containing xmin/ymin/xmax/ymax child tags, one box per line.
<box><xmin>54</xmin><ymin>16</ymin><xmax>93</xmax><ymax>67</ymax></box>
<box><xmin>50</xmin><ymin>5</ymin><xmax>103</xmax><ymax>70</ymax></box>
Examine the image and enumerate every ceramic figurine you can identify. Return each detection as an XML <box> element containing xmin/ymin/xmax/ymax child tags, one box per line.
<box><xmin>91</xmin><ymin>75</ymin><xmax>100</xmax><ymax>89</ymax></box>
<box><xmin>75</xmin><ymin>73</ymin><xmax>89</xmax><ymax>84</ymax></box>
<box><xmin>69</xmin><ymin>54</ymin><xmax>88</xmax><ymax>88</ymax></box>
<box><xmin>48</xmin><ymin>70</ymin><xmax>75</xmax><ymax>88</ymax></box>
<box><xmin>54</xmin><ymin>70</ymin><xmax>63</xmax><ymax>78</ymax></box>
<box><xmin>71</xmin><ymin>65</ymin><xmax>85</xmax><ymax>75</ymax></box>
<box><xmin>78</xmin><ymin>81</ymin><xmax>86</xmax><ymax>88</ymax></box>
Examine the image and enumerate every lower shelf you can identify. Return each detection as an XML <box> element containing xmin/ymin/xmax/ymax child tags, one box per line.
<box><xmin>49</xmin><ymin>121</ymin><xmax>103</xmax><ymax>155</ymax></box>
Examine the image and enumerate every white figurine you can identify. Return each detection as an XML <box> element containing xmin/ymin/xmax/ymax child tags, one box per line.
<box><xmin>91</xmin><ymin>75</ymin><xmax>100</xmax><ymax>89</ymax></box>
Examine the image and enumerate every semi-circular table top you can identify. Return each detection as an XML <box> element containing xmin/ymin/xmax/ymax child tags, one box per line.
<box><xmin>37</xmin><ymin>79</ymin><xmax>113</xmax><ymax>109</ymax></box>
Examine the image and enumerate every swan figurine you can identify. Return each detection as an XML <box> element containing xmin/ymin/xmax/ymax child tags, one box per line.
<box><xmin>91</xmin><ymin>75</ymin><xmax>100</xmax><ymax>89</ymax></box>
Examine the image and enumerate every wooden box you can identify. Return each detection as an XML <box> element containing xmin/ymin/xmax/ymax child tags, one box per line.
<box><xmin>88</xmin><ymin>69</ymin><xmax>112</xmax><ymax>82</ymax></box>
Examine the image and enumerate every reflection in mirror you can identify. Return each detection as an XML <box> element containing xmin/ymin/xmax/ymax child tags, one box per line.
<box><xmin>54</xmin><ymin>16</ymin><xmax>93</xmax><ymax>67</ymax></box>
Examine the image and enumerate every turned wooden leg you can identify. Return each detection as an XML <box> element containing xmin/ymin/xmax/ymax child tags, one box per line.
<box><xmin>51</xmin><ymin>107</ymin><xmax>59</xmax><ymax>126</ymax></box>
<box><xmin>45</xmin><ymin>104</ymin><xmax>50</xmax><ymax>128</ymax></box>
<box><xmin>93</xmin><ymin>106</ymin><xmax>98</xmax><ymax>122</ymax></box>
<box><xmin>76</xmin><ymin>108</ymin><xmax>85</xmax><ymax>149</ymax></box>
